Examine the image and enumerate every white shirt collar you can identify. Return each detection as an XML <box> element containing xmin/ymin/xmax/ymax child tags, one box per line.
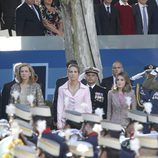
<box><xmin>103</xmin><ymin>3</ymin><xmax>110</xmax><ymax>8</ymax></box>
<box><xmin>119</xmin><ymin>0</ymin><xmax>129</xmax><ymax>6</ymax></box>
<box><xmin>138</xmin><ymin>2</ymin><xmax>148</xmax><ymax>8</ymax></box>
<box><xmin>88</xmin><ymin>84</ymin><xmax>96</xmax><ymax>89</ymax></box>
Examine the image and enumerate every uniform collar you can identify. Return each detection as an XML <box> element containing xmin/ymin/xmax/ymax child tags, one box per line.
<box><xmin>88</xmin><ymin>84</ymin><xmax>96</xmax><ymax>89</ymax></box>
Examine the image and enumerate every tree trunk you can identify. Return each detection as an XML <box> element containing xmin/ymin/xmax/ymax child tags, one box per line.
<box><xmin>61</xmin><ymin>0</ymin><xmax>103</xmax><ymax>81</ymax></box>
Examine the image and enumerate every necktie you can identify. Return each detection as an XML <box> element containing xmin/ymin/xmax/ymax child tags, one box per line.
<box><xmin>31</xmin><ymin>5</ymin><xmax>40</xmax><ymax>21</ymax></box>
<box><xmin>142</xmin><ymin>6</ymin><xmax>148</xmax><ymax>34</ymax></box>
<box><xmin>89</xmin><ymin>87</ymin><xmax>93</xmax><ymax>93</ymax></box>
<box><xmin>107</xmin><ymin>6</ymin><xmax>110</xmax><ymax>14</ymax></box>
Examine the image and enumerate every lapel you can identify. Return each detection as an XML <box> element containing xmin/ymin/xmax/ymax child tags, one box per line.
<box><xmin>136</xmin><ymin>4</ymin><xmax>143</xmax><ymax>27</ymax></box>
<box><xmin>24</xmin><ymin>3</ymin><xmax>41</xmax><ymax>21</ymax></box>
<box><xmin>62</xmin><ymin>82</ymin><xmax>86</xmax><ymax>98</ymax></box>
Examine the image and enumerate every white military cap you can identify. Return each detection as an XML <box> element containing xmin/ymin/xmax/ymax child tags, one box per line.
<box><xmin>68</xmin><ymin>141</ymin><xmax>94</xmax><ymax>157</ymax></box>
<box><xmin>15</xmin><ymin>104</ymin><xmax>32</xmax><ymax>121</ymax></box>
<box><xmin>85</xmin><ymin>67</ymin><xmax>100</xmax><ymax>74</ymax></box>
<box><xmin>101</xmin><ymin>120</ymin><xmax>122</xmax><ymax>131</ymax></box>
<box><xmin>38</xmin><ymin>138</ymin><xmax>60</xmax><ymax>156</ymax></box>
<box><xmin>15</xmin><ymin>119</ymin><xmax>33</xmax><ymax>137</ymax></box>
<box><xmin>65</xmin><ymin>110</ymin><xmax>83</xmax><ymax>123</ymax></box>
<box><xmin>148</xmin><ymin>114</ymin><xmax>158</xmax><ymax>124</ymax></box>
<box><xmin>98</xmin><ymin>135</ymin><xmax>121</xmax><ymax>150</ymax></box>
<box><xmin>13</xmin><ymin>145</ymin><xmax>37</xmax><ymax>158</ymax></box>
<box><xmin>128</xmin><ymin>110</ymin><xmax>147</xmax><ymax>123</ymax></box>
<box><xmin>82</xmin><ymin>113</ymin><xmax>102</xmax><ymax>123</ymax></box>
<box><xmin>31</xmin><ymin>105</ymin><xmax>51</xmax><ymax>117</ymax></box>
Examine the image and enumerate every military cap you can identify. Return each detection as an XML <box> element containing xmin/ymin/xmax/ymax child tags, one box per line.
<box><xmin>13</xmin><ymin>145</ymin><xmax>37</xmax><ymax>158</ymax></box>
<box><xmin>65</xmin><ymin>110</ymin><xmax>83</xmax><ymax>123</ymax></box>
<box><xmin>98</xmin><ymin>135</ymin><xmax>121</xmax><ymax>150</ymax></box>
<box><xmin>31</xmin><ymin>105</ymin><xmax>51</xmax><ymax>117</ymax></box>
<box><xmin>82</xmin><ymin>113</ymin><xmax>102</xmax><ymax>123</ymax></box>
<box><xmin>139</xmin><ymin>136</ymin><xmax>158</xmax><ymax>148</ymax></box>
<box><xmin>148</xmin><ymin>114</ymin><xmax>158</xmax><ymax>124</ymax></box>
<box><xmin>15</xmin><ymin>119</ymin><xmax>33</xmax><ymax>137</ymax></box>
<box><xmin>67</xmin><ymin>141</ymin><xmax>94</xmax><ymax>157</ymax></box>
<box><xmin>128</xmin><ymin>110</ymin><xmax>147</xmax><ymax>123</ymax></box>
<box><xmin>101</xmin><ymin>120</ymin><xmax>123</xmax><ymax>131</ymax></box>
<box><xmin>15</xmin><ymin>104</ymin><xmax>32</xmax><ymax>121</ymax></box>
<box><xmin>85</xmin><ymin>67</ymin><xmax>100</xmax><ymax>74</ymax></box>
<box><xmin>38</xmin><ymin>138</ymin><xmax>60</xmax><ymax>156</ymax></box>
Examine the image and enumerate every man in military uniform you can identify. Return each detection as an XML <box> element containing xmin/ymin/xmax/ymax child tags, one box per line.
<box><xmin>85</xmin><ymin>67</ymin><xmax>108</xmax><ymax>118</ymax></box>
<box><xmin>136</xmin><ymin>64</ymin><xmax>158</xmax><ymax>113</ymax></box>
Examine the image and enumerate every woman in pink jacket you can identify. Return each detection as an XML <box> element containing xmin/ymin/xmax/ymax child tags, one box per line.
<box><xmin>57</xmin><ymin>64</ymin><xmax>92</xmax><ymax>129</ymax></box>
<box><xmin>107</xmin><ymin>72</ymin><xmax>136</xmax><ymax>127</ymax></box>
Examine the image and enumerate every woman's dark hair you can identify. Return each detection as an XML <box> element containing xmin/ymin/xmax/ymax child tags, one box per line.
<box><xmin>115</xmin><ymin>72</ymin><xmax>132</xmax><ymax>93</ymax></box>
<box><xmin>66</xmin><ymin>60</ymin><xmax>78</xmax><ymax>68</ymax></box>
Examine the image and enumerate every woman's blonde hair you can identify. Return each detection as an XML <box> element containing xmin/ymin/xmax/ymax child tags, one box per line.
<box><xmin>67</xmin><ymin>64</ymin><xmax>80</xmax><ymax>73</ymax></box>
<box><xmin>17</xmin><ymin>63</ymin><xmax>36</xmax><ymax>83</ymax></box>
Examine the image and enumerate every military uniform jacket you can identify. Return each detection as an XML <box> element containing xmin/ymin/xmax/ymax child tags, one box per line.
<box><xmin>137</xmin><ymin>83</ymin><xmax>158</xmax><ymax>114</ymax></box>
<box><xmin>90</xmin><ymin>84</ymin><xmax>108</xmax><ymax>118</ymax></box>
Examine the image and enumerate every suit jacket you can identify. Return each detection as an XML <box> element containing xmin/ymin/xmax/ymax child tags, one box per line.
<box><xmin>16</xmin><ymin>2</ymin><xmax>44</xmax><ymax>36</ymax></box>
<box><xmin>90</xmin><ymin>84</ymin><xmax>108</xmax><ymax>118</ymax></box>
<box><xmin>0</xmin><ymin>0</ymin><xmax>21</xmax><ymax>30</ymax></box>
<box><xmin>147</xmin><ymin>0</ymin><xmax>158</xmax><ymax>34</ymax></box>
<box><xmin>10</xmin><ymin>82</ymin><xmax>44</xmax><ymax>106</ymax></box>
<box><xmin>57</xmin><ymin>81</ymin><xmax>92</xmax><ymax>129</ymax></box>
<box><xmin>107</xmin><ymin>90</ymin><xmax>136</xmax><ymax>126</ymax></box>
<box><xmin>1</xmin><ymin>80</ymin><xmax>16</xmax><ymax>119</ymax></box>
<box><xmin>95</xmin><ymin>4</ymin><xmax>120</xmax><ymax>35</ymax></box>
<box><xmin>132</xmin><ymin>3</ymin><xmax>152</xmax><ymax>34</ymax></box>
<box><xmin>114</xmin><ymin>2</ymin><xmax>135</xmax><ymax>35</ymax></box>
<box><xmin>52</xmin><ymin>76</ymin><xmax>68</xmax><ymax>122</ymax></box>
<box><xmin>100</xmin><ymin>76</ymin><xmax>113</xmax><ymax>92</ymax></box>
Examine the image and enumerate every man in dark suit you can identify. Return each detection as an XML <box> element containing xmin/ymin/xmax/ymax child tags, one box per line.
<box><xmin>95</xmin><ymin>0</ymin><xmax>120</xmax><ymax>35</ymax></box>
<box><xmin>0</xmin><ymin>0</ymin><xmax>21</xmax><ymax>36</ymax></box>
<box><xmin>1</xmin><ymin>63</ymin><xmax>21</xmax><ymax>119</ymax></box>
<box><xmin>101</xmin><ymin>61</ymin><xmax>124</xmax><ymax>92</ymax></box>
<box><xmin>16</xmin><ymin>0</ymin><xmax>44</xmax><ymax>36</ymax></box>
<box><xmin>85</xmin><ymin>67</ymin><xmax>108</xmax><ymax>118</ymax></box>
<box><xmin>132</xmin><ymin>0</ymin><xmax>152</xmax><ymax>34</ymax></box>
<box><xmin>147</xmin><ymin>0</ymin><xmax>158</xmax><ymax>34</ymax></box>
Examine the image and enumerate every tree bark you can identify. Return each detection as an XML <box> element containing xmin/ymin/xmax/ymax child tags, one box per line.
<box><xmin>61</xmin><ymin>0</ymin><xmax>103</xmax><ymax>81</ymax></box>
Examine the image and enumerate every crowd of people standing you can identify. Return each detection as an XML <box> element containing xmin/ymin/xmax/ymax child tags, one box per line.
<box><xmin>0</xmin><ymin>60</ymin><xmax>158</xmax><ymax>157</ymax></box>
<box><xmin>1</xmin><ymin>0</ymin><xmax>158</xmax><ymax>36</ymax></box>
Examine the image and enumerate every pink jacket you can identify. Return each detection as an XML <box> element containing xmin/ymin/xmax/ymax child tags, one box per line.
<box><xmin>57</xmin><ymin>81</ymin><xmax>92</xmax><ymax>129</ymax></box>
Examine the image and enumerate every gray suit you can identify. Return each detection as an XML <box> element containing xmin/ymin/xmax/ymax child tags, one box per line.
<box><xmin>107</xmin><ymin>90</ymin><xmax>136</xmax><ymax>127</ymax></box>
